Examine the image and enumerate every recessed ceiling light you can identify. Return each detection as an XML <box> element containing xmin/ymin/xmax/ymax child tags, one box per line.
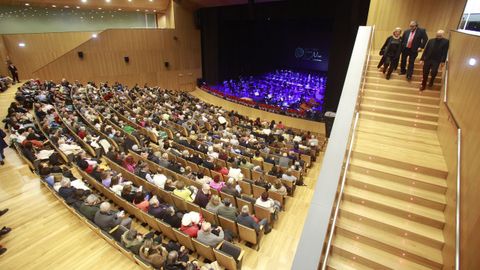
<box><xmin>98</xmin><ymin>7</ymin><xmax>102</xmax><ymax>10</ymax></box>
<box><xmin>105</xmin><ymin>0</ymin><xmax>111</xmax><ymax>2</ymax></box>
<box><xmin>149</xmin><ymin>0</ymin><xmax>153</xmax><ymax>2</ymax></box>
<box><xmin>153</xmin><ymin>10</ymin><xmax>156</xmax><ymax>12</ymax></box>
<box><xmin>92</xmin><ymin>33</ymin><xmax>97</xmax><ymax>38</ymax></box>
<box><xmin>468</xmin><ymin>58</ymin><xmax>477</xmax><ymax>66</ymax></box>
<box><xmin>81</xmin><ymin>0</ymin><xmax>87</xmax><ymax>3</ymax></box>
<box><xmin>52</xmin><ymin>4</ymin><xmax>56</xmax><ymax>7</ymax></box>
<box><xmin>118</xmin><ymin>8</ymin><xmax>122</xmax><ymax>11</ymax></box>
<box><xmin>136</xmin><ymin>9</ymin><xmax>140</xmax><ymax>11</ymax></box>
<box><xmin>76</xmin><ymin>6</ymin><xmax>80</xmax><ymax>9</ymax></box>
<box><xmin>64</xmin><ymin>5</ymin><xmax>70</xmax><ymax>8</ymax></box>
<box><xmin>128</xmin><ymin>0</ymin><xmax>132</xmax><ymax>2</ymax></box>
<box><xmin>18</xmin><ymin>42</ymin><xmax>26</xmax><ymax>47</ymax></box>
<box><xmin>25</xmin><ymin>3</ymin><xmax>30</xmax><ymax>6</ymax></box>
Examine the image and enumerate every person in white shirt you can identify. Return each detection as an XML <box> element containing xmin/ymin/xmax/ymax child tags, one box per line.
<box><xmin>255</xmin><ymin>192</ymin><xmax>281</xmax><ymax>219</ymax></box>
<box><xmin>228</xmin><ymin>163</ymin><xmax>243</xmax><ymax>181</ymax></box>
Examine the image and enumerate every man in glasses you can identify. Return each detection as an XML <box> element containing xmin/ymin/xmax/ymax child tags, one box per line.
<box><xmin>400</xmin><ymin>21</ymin><xmax>428</xmax><ymax>80</ymax></box>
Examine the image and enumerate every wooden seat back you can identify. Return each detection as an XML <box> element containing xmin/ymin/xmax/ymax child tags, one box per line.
<box><xmin>192</xmin><ymin>238</ymin><xmax>216</xmax><ymax>261</ymax></box>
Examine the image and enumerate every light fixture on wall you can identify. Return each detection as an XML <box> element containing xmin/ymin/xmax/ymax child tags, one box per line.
<box><xmin>92</xmin><ymin>33</ymin><xmax>98</xmax><ymax>38</ymax></box>
<box><xmin>18</xmin><ymin>43</ymin><xmax>26</xmax><ymax>47</ymax></box>
<box><xmin>468</xmin><ymin>58</ymin><xmax>477</xmax><ymax>66</ymax></box>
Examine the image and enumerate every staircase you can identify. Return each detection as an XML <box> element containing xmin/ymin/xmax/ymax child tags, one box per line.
<box><xmin>327</xmin><ymin>55</ymin><xmax>448</xmax><ymax>270</ymax></box>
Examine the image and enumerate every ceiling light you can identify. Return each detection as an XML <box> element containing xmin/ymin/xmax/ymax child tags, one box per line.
<box><xmin>92</xmin><ymin>33</ymin><xmax>97</xmax><ymax>38</ymax></box>
<box><xmin>52</xmin><ymin>5</ymin><xmax>56</xmax><ymax>7</ymax></box>
<box><xmin>145</xmin><ymin>9</ymin><xmax>149</xmax><ymax>12</ymax></box>
<box><xmin>468</xmin><ymin>58</ymin><xmax>477</xmax><ymax>66</ymax></box>
<box><xmin>98</xmin><ymin>7</ymin><xmax>102</xmax><ymax>10</ymax></box>
<box><xmin>105</xmin><ymin>0</ymin><xmax>111</xmax><ymax>2</ymax></box>
<box><xmin>18</xmin><ymin>42</ymin><xmax>26</xmax><ymax>47</ymax></box>
<box><xmin>81</xmin><ymin>0</ymin><xmax>87</xmax><ymax>2</ymax></box>
<box><xmin>136</xmin><ymin>9</ymin><xmax>140</xmax><ymax>11</ymax></box>
<box><xmin>25</xmin><ymin>3</ymin><xmax>30</xmax><ymax>6</ymax></box>
<box><xmin>64</xmin><ymin>5</ymin><xmax>70</xmax><ymax>8</ymax></box>
<box><xmin>76</xmin><ymin>6</ymin><xmax>80</xmax><ymax>9</ymax></box>
<box><xmin>149</xmin><ymin>0</ymin><xmax>153</xmax><ymax>2</ymax></box>
<box><xmin>128</xmin><ymin>0</ymin><xmax>132</xmax><ymax>2</ymax></box>
<box><xmin>118</xmin><ymin>8</ymin><xmax>122</xmax><ymax>11</ymax></box>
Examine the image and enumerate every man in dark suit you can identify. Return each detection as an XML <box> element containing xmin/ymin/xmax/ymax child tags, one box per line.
<box><xmin>8</xmin><ymin>63</ymin><xmax>19</xmax><ymax>84</ymax></box>
<box><xmin>400</xmin><ymin>21</ymin><xmax>428</xmax><ymax>80</ymax></box>
<box><xmin>419</xmin><ymin>30</ymin><xmax>449</xmax><ymax>90</ymax></box>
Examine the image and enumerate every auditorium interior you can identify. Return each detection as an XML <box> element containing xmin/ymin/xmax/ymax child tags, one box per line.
<box><xmin>0</xmin><ymin>0</ymin><xmax>479</xmax><ymax>269</ymax></box>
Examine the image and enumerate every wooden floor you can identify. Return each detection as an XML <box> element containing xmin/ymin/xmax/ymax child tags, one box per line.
<box><xmin>327</xmin><ymin>55</ymin><xmax>449</xmax><ymax>269</ymax></box>
<box><xmin>0</xmin><ymin>82</ymin><xmax>324</xmax><ymax>270</ymax></box>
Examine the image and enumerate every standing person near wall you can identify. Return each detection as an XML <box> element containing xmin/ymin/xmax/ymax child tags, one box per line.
<box><xmin>419</xmin><ymin>30</ymin><xmax>449</xmax><ymax>91</ymax></box>
<box><xmin>400</xmin><ymin>20</ymin><xmax>428</xmax><ymax>81</ymax></box>
<box><xmin>8</xmin><ymin>63</ymin><xmax>19</xmax><ymax>84</ymax></box>
<box><xmin>0</xmin><ymin>128</ymin><xmax>7</xmax><ymax>165</ymax></box>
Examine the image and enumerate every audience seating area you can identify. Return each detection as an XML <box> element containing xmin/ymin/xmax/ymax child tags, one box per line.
<box><xmin>5</xmin><ymin>79</ymin><xmax>326</xmax><ymax>270</ymax></box>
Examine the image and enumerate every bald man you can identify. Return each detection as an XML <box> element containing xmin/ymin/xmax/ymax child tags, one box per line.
<box><xmin>419</xmin><ymin>30</ymin><xmax>449</xmax><ymax>90</ymax></box>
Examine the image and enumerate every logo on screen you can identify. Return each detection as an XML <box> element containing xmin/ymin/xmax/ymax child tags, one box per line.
<box><xmin>295</xmin><ymin>47</ymin><xmax>323</xmax><ymax>62</ymax></box>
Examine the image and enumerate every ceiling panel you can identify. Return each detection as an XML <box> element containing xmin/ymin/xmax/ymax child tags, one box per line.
<box><xmin>0</xmin><ymin>0</ymin><xmax>170</xmax><ymax>12</ymax></box>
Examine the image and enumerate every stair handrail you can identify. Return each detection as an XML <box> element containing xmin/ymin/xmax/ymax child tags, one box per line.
<box><xmin>320</xmin><ymin>25</ymin><xmax>375</xmax><ymax>269</ymax></box>
<box><xmin>320</xmin><ymin>112</ymin><xmax>359</xmax><ymax>270</ymax></box>
<box><xmin>442</xmin><ymin>31</ymin><xmax>461</xmax><ymax>270</ymax></box>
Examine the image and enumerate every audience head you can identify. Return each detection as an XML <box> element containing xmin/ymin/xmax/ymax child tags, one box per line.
<box><xmin>210</xmin><ymin>195</ymin><xmax>221</xmax><ymax>206</ymax></box>
<box><xmin>261</xmin><ymin>191</ymin><xmax>269</xmax><ymax>201</ymax></box>
<box><xmin>409</xmin><ymin>20</ymin><xmax>418</xmax><ymax>30</ymax></box>
<box><xmin>201</xmin><ymin>222</ymin><xmax>212</xmax><ymax>233</ymax></box>
<box><xmin>175</xmin><ymin>180</ymin><xmax>185</xmax><ymax>190</ymax></box>
<box><xmin>241</xmin><ymin>205</ymin><xmax>250</xmax><ymax>214</ymax></box>
<box><xmin>85</xmin><ymin>194</ymin><xmax>100</xmax><ymax>205</ymax></box>
<box><xmin>60</xmin><ymin>178</ymin><xmax>71</xmax><ymax>188</ymax></box>
<box><xmin>167</xmin><ymin>251</ymin><xmax>179</xmax><ymax>264</ymax></box>
<box><xmin>99</xmin><ymin>202</ymin><xmax>111</xmax><ymax>213</ymax></box>
<box><xmin>149</xmin><ymin>196</ymin><xmax>159</xmax><ymax>207</ymax></box>
<box><xmin>223</xmin><ymin>197</ymin><xmax>232</xmax><ymax>207</ymax></box>
<box><xmin>213</xmin><ymin>175</ymin><xmax>221</xmax><ymax>183</ymax></box>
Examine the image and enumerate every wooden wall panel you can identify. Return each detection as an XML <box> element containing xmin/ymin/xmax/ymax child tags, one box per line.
<box><xmin>437</xmin><ymin>102</ymin><xmax>458</xmax><ymax>270</ymax></box>
<box><xmin>0</xmin><ymin>36</ymin><xmax>9</xmax><ymax>76</ymax></box>
<box><xmin>438</xmin><ymin>31</ymin><xmax>480</xmax><ymax>270</ymax></box>
<box><xmin>32</xmin><ymin>2</ymin><xmax>201</xmax><ymax>90</ymax></box>
<box><xmin>367</xmin><ymin>0</ymin><xmax>467</xmax><ymax>51</ymax></box>
<box><xmin>1</xmin><ymin>31</ymin><xmax>95</xmax><ymax>79</ymax></box>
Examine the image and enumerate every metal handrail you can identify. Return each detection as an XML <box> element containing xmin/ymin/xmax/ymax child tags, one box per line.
<box><xmin>455</xmin><ymin>128</ymin><xmax>461</xmax><ymax>270</ymax></box>
<box><xmin>320</xmin><ymin>25</ymin><xmax>375</xmax><ymax>269</ymax></box>
<box><xmin>320</xmin><ymin>112</ymin><xmax>360</xmax><ymax>270</ymax></box>
<box><xmin>441</xmin><ymin>38</ymin><xmax>460</xmax><ymax>270</ymax></box>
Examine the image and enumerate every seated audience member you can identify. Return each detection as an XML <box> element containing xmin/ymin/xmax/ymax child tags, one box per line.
<box><xmin>239</xmin><ymin>158</ymin><xmax>254</xmax><ymax>170</ymax></box>
<box><xmin>179</xmin><ymin>212</ymin><xmax>200</xmax><ymax>238</ymax></box>
<box><xmin>196</xmin><ymin>222</ymin><xmax>224</xmax><ymax>247</ymax></box>
<box><xmin>256</xmin><ymin>191</ymin><xmax>280</xmax><ymax>219</ymax></box>
<box><xmin>173</xmin><ymin>180</ymin><xmax>193</xmax><ymax>202</ymax></box>
<box><xmin>133</xmin><ymin>191</ymin><xmax>150</xmax><ymax>212</ymax></box>
<box><xmin>58</xmin><ymin>178</ymin><xmax>78</xmax><ymax>200</ymax></box>
<box><xmin>270</xmin><ymin>179</ymin><xmax>288</xmax><ymax>196</ymax></box>
<box><xmin>209</xmin><ymin>175</ymin><xmax>225</xmax><ymax>191</ymax></box>
<box><xmin>268</xmin><ymin>165</ymin><xmax>282</xmax><ymax>178</ymax></box>
<box><xmin>254</xmin><ymin>176</ymin><xmax>271</xmax><ymax>190</ymax></box>
<box><xmin>164</xmin><ymin>179</ymin><xmax>176</xmax><ymax>192</ymax></box>
<box><xmin>163</xmin><ymin>250</ymin><xmax>187</xmax><ymax>270</ymax></box>
<box><xmin>227</xmin><ymin>163</ymin><xmax>243</xmax><ymax>181</ymax></box>
<box><xmin>217</xmin><ymin>198</ymin><xmax>237</xmax><ymax>221</ymax></box>
<box><xmin>193</xmin><ymin>184</ymin><xmax>211</xmax><ymax>208</ymax></box>
<box><xmin>278</xmin><ymin>153</ymin><xmax>290</xmax><ymax>168</ymax></box>
<box><xmin>221</xmin><ymin>178</ymin><xmax>241</xmax><ymax>198</ymax></box>
<box><xmin>162</xmin><ymin>207</ymin><xmax>182</xmax><ymax>228</ymax></box>
<box><xmin>76</xmin><ymin>194</ymin><xmax>101</xmax><ymax>221</ymax></box>
<box><xmin>100</xmin><ymin>171</ymin><xmax>113</xmax><ymax>187</ymax></box>
<box><xmin>94</xmin><ymin>202</ymin><xmax>132</xmax><ymax>231</ymax></box>
<box><xmin>236</xmin><ymin>205</ymin><xmax>271</xmax><ymax>234</ymax></box>
<box><xmin>121</xmin><ymin>228</ymin><xmax>145</xmax><ymax>254</ymax></box>
<box><xmin>139</xmin><ymin>239</ymin><xmax>168</xmax><ymax>269</ymax></box>
<box><xmin>282</xmin><ymin>169</ymin><xmax>302</xmax><ymax>185</ymax></box>
<box><xmin>121</xmin><ymin>184</ymin><xmax>135</xmax><ymax>202</ymax></box>
<box><xmin>148</xmin><ymin>196</ymin><xmax>168</xmax><ymax>219</ymax></box>
<box><xmin>206</xmin><ymin>195</ymin><xmax>224</xmax><ymax>214</ymax></box>
<box><xmin>214</xmin><ymin>164</ymin><xmax>229</xmax><ymax>176</ymax></box>
<box><xmin>123</xmin><ymin>155</ymin><xmax>136</xmax><ymax>173</ymax></box>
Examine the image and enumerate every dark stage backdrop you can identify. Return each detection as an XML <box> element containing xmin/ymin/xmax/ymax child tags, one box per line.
<box><xmin>217</xmin><ymin>19</ymin><xmax>332</xmax><ymax>80</ymax></box>
<box><xmin>198</xmin><ymin>0</ymin><xmax>370</xmax><ymax>112</ymax></box>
